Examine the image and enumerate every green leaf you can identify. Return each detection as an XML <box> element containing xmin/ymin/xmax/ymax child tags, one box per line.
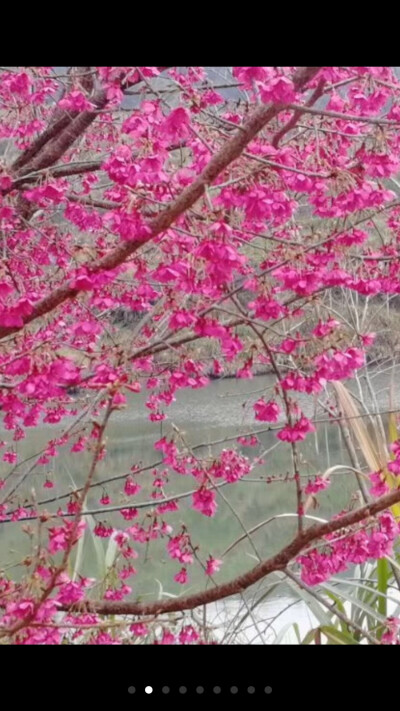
<box><xmin>272</xmin><ymin>621</ymin><xmax>301</xmax><ymax>645</ymax></box>
<box><xmin>105</xmin><ymin>534</ymin><xmax>118</xmax><ymax>572</ymax></box>
<box><xmin>292</xmin><ymin>622</ymin><xmax>301</xmax><ymax>644</ymax></box>
<box><xmin>321</xmin><ymin>581</ymin><xmax>387</xmax><ymax>626</ymax></box>
<box><xmin>377</xmin><ymin>558</ymin><xmax>389</xmax><ymax>621</ymax></box>
<box><xmin>374</xmin><ymin>558</ymin><xmax>391</xmax><ymax>638</ymax></box>
<box><xmin>301</xmin><ymin>628</ymin><xmax>318</xmax><ymax>645</ymax></box>
<box><xmin>284</xmin><ymin>577</ymin><xmax>332</xmax><ymax>626</ymax></box>
<box><xmin>71</xmin><ymin>517</ymin><xmax>86</xmax><ymax>581</ymax></box>
<box><xmin>320</xmin><ymin>626</ymin><xmax>358</xmax><ymax>645</ymax></box>
<box><xmin>324</xmin><ymin>590</ymin><xmax>348</xmax><ymax>633</ymax></box>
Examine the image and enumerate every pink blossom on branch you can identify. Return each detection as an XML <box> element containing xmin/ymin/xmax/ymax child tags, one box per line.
<box><xmin>253</xmin><ymin>398</ymin><xmax>281</xmax><ymax>422</ymax></box>
<box><xmin>1</xmin><ymin>65</ymin><xmax>400</xmax><ymax>644</ymax></box>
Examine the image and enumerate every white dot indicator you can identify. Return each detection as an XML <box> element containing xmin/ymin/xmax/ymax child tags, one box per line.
<box><xmin>145</xmin><ymin>686</ymin><xmax>153</xmax><ymax>695</ymax></box>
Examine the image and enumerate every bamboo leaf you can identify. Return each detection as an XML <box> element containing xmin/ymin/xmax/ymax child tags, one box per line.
<box><xmin>332</xmin><ymin>382</ymin><xmax>382</xmax><ymax>472</ymax></box>
<box><xmin>377</xmin><ymin>558</ymin><xmax>389</xmax><ymax>621</ymax></box>
<box><xmin>320</xmin><ymin>626</ymin><xmax>358</xmax><ymax>645</ymax></box>
<box><xmin>332</xmin><ymin>381</ymin><xmax>400</xmax><ymax>518</ymax></box>
<box><xmin>105</xmin><ymin>533</ymin><xmax>118</xmax><ymax>572</ymax></box>
<box><xmin>324</xmin><ymin>590</ymin><xmax>348</xmax><ymax>633</ymax></box>
<box><xmin>272</xmin><ymin>621</ymin><xmax>301</xmax><ymax>645</ymax></box>
<box><xmin>301</xmin><ymin>628</ymin><xmax>319</xmax><ymax>645</ymax></box>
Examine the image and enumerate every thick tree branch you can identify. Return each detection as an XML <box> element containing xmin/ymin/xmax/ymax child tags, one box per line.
<box><xmin>60</xmin><ymin>485</ymin><xmax>400</xmax><ymax>617</ymax></box>
<box><xmin>11</xmin><ymin>67</ymin><xmax>170</xmax><ymax>178</ymax></box>
<box><xmin>11</xmin><ymin>113</ymin><xmax>79</xmax><ymax>173</ymax></box>
<box><xmin>16</xmin><ymin>90</ymin><xmax>108</xmax><ymax>175</ymax></box>
<box><xmin>10</xmin><ymin>160</ymin><xmax>104</xmax><ymax>189</ymax></box>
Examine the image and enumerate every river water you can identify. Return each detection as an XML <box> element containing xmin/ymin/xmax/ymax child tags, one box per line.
<box><xmin>1</xmin><ymin>364</ymin><xmax>400</xmax><ymax>642</ymax></box>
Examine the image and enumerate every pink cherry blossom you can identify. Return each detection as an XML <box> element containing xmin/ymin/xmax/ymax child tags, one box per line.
<box><xmin>304</xmin><ymin>476</ymin><xmax>331</xmax><ymax>495</ymax></box>
<box><xmin>174</xmin><ymin>568</ymin><xmax>188</xmax><ymax>585</ymax></box>
<box><xmin>277</xmin><ymin>416</ymin><xmax>316</xmax><ymax>442</ymax></box>
<box><xmin>192</xmin><ymin>488</ymin><xmax>217</xmax><ymax>517</ymax></box>
<box><xmin>205</xmin><ymin>557</ymin><xmax>223</xmax><ymax>576</ymax></box>
<box><xmin>1</xmin><ymin>66</ymin><xmax>400</xmax><ymax>645</ymax></box>
<box><xmin>253</xmin><ymin>398</ymin><xmax>281</xmax><ymax>422</ymax></box>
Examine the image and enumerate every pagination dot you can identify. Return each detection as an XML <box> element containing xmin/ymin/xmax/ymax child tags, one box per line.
<box><xmin>265</xmin><ymin>686</ymin><xmax>273</xmax><ymax>694</ymax></box>
<box><xmin>145</xmin><ymin>686</ymin><xmax>153</xmax><ymax>694</ymax></box>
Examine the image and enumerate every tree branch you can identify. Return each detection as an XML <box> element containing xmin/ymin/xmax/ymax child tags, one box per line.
<box><xmin>286</xmin><ymin>103</ymin><xmax>400</xmax><ymax>126</ymax></box>
<box><xmin>272</xmin><ymin>77</ymin><xmax>326</xmax><ymax>147</ymax></box>
<box><xmin>11</xmin><ymin>67</ymin><xmax>171</xmax><ymax>178</ymax></box>
<box><xmin>0</xmin><ymin>67</ymin><xmax>321</xmax><ymax>341</ymax></box>
<box><xmin>60</xmin><ymin>484</ymin><xmax>400</xmax><ymax>616</ymax></box>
